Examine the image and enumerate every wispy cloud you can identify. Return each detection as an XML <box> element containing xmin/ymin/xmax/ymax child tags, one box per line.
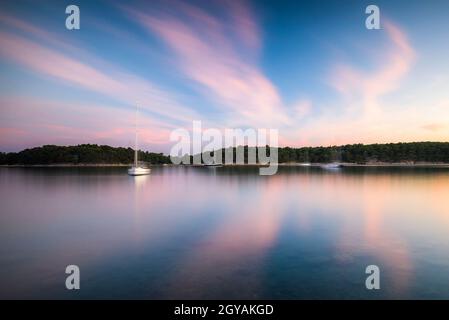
<box><xmin>126</xmin><ymin>3</ymin><xmax>434</xmax><ymax>147</ymax></box>
<box><xmin>0</xmin><ymin>12</ymin><xmax>207</xmax><ymax>150</ymax></box>
<box><xmin>0</xmin><ymin>30</ymin><xmax>200</xmax><ymax>124</ymax></box>
<box><xmin>0</xmin><ymin>9</ymin><xmax>210</xmax><ymax>130</ymax></box>
<box><xmin>329</xmin><ymin>20</ymin><xmax>416</xmax><ymax>117</ymax></box>
<box><xmin>283</xmin><ymin>21</ymin><xmax>423</xmax><ymax>146</ymax></box>
<box><xmin>126</xmin><ymin>0</ymin><xmax>290</xmax><ymax>128</ymax></box>
<box><xmin>0</xmin><ymin>95</ymin><xmax>173</xmax><ymax>151</ymax></box>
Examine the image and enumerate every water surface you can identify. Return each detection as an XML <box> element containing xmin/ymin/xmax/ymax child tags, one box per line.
<box><xmin>1</xmin><ymin>166</ymin><xmax>449</xmax><ymax>299</ymax></box>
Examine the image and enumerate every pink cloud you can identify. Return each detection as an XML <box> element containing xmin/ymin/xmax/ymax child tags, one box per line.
<box><xmin>0</xmin><ymin>24</ymin><xmax>200</xmax><ymax>125</ymax></box>
<box><xmin>127</xmin><ymin>2</ymin><xmax>290</xmax><ymax>128</ymax></box>
<box><xmin>280</xmin><ymin>21</ymin><xmax>422</xmax><ymax>147</ymax></box>
<box><xmin>329</xmin><ymin>21</ymin><xmax>416</xmax><ymax>116</ymax></box>
<box><xmin>0</xmin><ymin>96</ymin><xmax>172</xmax><ymax>152</ymax></box>
<box><xmin>227</xmin><ymin>0</ymin><xmax>261</xmax><ymax>52</ymax></box>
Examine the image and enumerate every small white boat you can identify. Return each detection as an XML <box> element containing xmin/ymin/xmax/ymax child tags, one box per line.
<box><xmin>203</xmin><ymin>158</ymin><xmax>223</xmax><ymax>167</ymax></box>
<box><xmin>128</xmin><ymin>103</ymin><xmax>151</xmax><ymax>176</ymax></box>
<box><xmin>204</xmin><ymin>163</ymin><xmax>222</xmax><ymax>168</ymax></box>
<box><xmin>321</xmin><ymin>162</ymin><xmax>341</xmax><ymax>169</ymax></box>
<box><xmin>298</xmin><ymin>163</ymin><xmax>311</xmax><ymax>166</ymax></box>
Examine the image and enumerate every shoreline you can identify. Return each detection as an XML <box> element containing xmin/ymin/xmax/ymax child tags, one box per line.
<box><xmin>279</xmin><ymin>162</ymin><xmax>449</xmax><ymax>168</ymax></box>
<box><xmin>2</xmin><ymin>162</ymin><xmax>449</xmax><ymax>168</ymax></box>
<box><xmin>0</xmin><ymin>163</ymin><xmax>173</xmax><ymax>168</ymax></box>
<box><xmin>187</xmin><ymin>162</ymin><xmax>449</xmax><ymax>168</ymax></box>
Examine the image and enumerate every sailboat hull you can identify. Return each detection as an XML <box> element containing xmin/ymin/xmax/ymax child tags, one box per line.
<box><xmin>128</xmin><ymin>167</ymin><xmax>151</xmax><ymax>176</ymax></box>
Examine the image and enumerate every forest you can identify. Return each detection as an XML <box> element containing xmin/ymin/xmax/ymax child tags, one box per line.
<box><xmin>1</xmin><ymin>142</ymin><xmax>449</xmax><ymax>165</ymax></box>
<box><xmin>193</xmin><ymin>142</ymin><xmax>449</xmax><ymax>164</ymax></box>
<box><xmin>0</xmin><ymin>144</ymin><xmax>170</xmax><ymax>165</ymax></box>
<box><xmin>276</xmin><ymin>142</ymin><xmax>449</xmax><ymax>163</ymax></box>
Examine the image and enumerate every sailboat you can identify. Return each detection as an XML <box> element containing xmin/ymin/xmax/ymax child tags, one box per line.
<box><xmin>128</xmin><ymin>103</ymin><xmax>151</xmax><ymax>176</ymax></box>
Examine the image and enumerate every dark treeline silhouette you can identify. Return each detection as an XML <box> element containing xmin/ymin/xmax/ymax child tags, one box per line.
<box><xmin>1</xmin><ymin>142</ymin><xmax>449</xmax><ymax>165</ymax></box>
<box><xmin>0</xmin><ymin>144</ymin><xmax>170</xmax><ymax>165</ymax></box>
<box><xmin>188</xmin><ymin>142</ymin><xmax>449</xmax><ymax>164</ymax></box>
<box><xmin>277</xmin><ymin>142</ymin><xmax>449</xmax><ymax>163</ymax></box>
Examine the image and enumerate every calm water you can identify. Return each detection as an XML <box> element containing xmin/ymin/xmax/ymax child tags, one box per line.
<box><xmin>1</xmin><ymin>166</ymin><xmax>449</xmax><ymax>299</ymax></box>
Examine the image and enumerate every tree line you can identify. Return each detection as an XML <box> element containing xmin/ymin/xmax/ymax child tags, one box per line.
<box><xmin>1</xmin><ymin>142</ymin><xmax>448</xmax><ymax>165</ymax></box>
<box><xmin>277</xmin><ymin>142</ymin><xmax>449</xmax><ymax>163</ymax></box>
<box><xmin>190</xmin><ymin>142</ymin><xmax>449</xmax><ymax>164</ymax></box>
<box><xmin>0</xmin><ymin>144</ymin><xmax>171</xmax><ymax>165</ymax></box>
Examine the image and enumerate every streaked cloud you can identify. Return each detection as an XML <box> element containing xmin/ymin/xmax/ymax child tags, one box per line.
<box><xmin>329</xmin><ymin>20</ymin><xmax>416</xmax><ymax>117</ymax></box>
<box><xmin>126</xmin><ymin>0</ymin><xmax>290</xmax><ymax>128</ymax></box>
<box><xmin>0</xmin><ymin>95</ymin><xmax>173</xmax><ymax>151</ymax></box>
<box><xmin>284</xmin><ymin>21</ymin><xmax>426</xmax><ymax>146</ymax></box>
<box><xmin>0</xmin><ymin>30</ymin><xmax>200</xmax><ymax>124</ymax></box>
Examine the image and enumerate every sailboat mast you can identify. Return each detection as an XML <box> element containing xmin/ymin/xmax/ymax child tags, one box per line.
<box><xmin>134</xmin><ymin>103</ymin><xmax>138</xmax><ymax>167</ymax></box>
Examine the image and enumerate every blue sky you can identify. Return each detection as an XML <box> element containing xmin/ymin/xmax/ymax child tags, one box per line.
<box><xmin>1</xmin><ymin>0</ymin><xmax>449</xmax><ymax>152</ymax></box>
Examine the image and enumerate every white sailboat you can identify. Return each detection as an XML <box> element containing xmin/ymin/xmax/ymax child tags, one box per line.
<box><xmin>128</xmin><ymin>103</ymin><xmax>151</xmax><ymax>176</ymax></box>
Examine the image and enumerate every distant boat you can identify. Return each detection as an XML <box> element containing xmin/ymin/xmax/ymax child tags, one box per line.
<box><xmin>128</xmin><ymin>103</ymin><xmax>151</xmax><ymax>176</ymax></box>
<box><xmin>204</xmin><ymin>159</ymin><xmax>222</xmax><ymax>168</ymax></box>
<box><xmin>204</xmin><ymin>163</ymin><xmax>223</xmax><ymax>168</ymax></box>
<box><xmin>298</xmin><ymin>163</ymin><xmax>311</xmax><ymax>166</ymax></box>
<box><xmin>321</xmin><ymin>162</ymin><xmax>341</xmax><ymax>169</ymax></box>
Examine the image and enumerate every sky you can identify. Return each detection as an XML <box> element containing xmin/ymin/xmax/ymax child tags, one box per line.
<box><xmin>1</xmin><ymin>0</ymin><xmax>449</xmax><ymax>152</ymax></box>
